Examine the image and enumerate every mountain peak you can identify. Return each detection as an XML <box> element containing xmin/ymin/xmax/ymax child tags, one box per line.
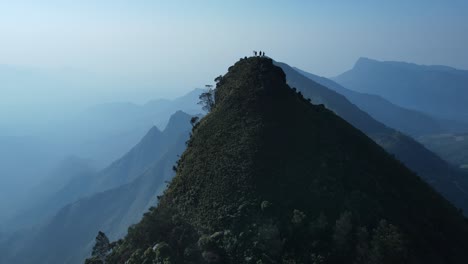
<box><xmin>353</xmin><ymin>57</ymin><xmax>380</xmax><ymax>69</ymax></box>
<box><xmin>356</xmin><ymin>56</ymin><xmax>375</xmax><ymax>64</ymax></box>
<box><xmin>214</xmin><ymin>57</ymin><xmax>286</xmax><ymax>105</ymax></box>
<box><xmin>163</xmin><ymin>111</ymin><xmax>193</xmax><ymax>135</ymax></box>
<box><xmin>145</xmin><ymin>125</ymin><xmax>162</xmax><ymax>137</ymax></box>
<box><xmin>96</xmin><ymin>57</ymin><xmax>468</xmax><ymax>264</ymax></box>
<box><xmin>133</xmin><ymin>126</ymin><xmax>163</xmax><ymax>150</ymax></box>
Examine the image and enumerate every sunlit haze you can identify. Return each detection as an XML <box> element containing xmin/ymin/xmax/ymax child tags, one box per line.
<box><xmin>1</xmin><ymin>1</ymin><xmax>467</xmax><ymax>120</ymax></box>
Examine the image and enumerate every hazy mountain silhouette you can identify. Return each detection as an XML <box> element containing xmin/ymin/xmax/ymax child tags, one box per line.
<box><xmin>0</xmin><ymin>135</ymin><xmax>62</xmax><ymax>223</ymax></box>
<box><xmin>43</xmin><ymin>111</ymin><xmax>194</xmax><ymax>217</ymax></box>
<box><xmin>1</xmin><ymin>111</ymin><xmax>193</xmax><ymax>264</ymax></box>
<box><xmin>333</xmin><ymin>57</ymin><xmax>468</xmax><ymax>123</ymax></box>
<box><xmin>94</xmin><ymin>57</ymin><xmax>468</xmax><ymax>264</ymax></box>
<box><xmin>293</xmin><ymin>67</ymin><xmax>450</xmax><ymax>136</ymax></box>
<box><xmin>48</xmin><ymin>88</ymin><xmax>204</xmax><ymax>168</ymax></box>
<box><xmin>3</xmin><ymin>156</ymin><xmax>97</xmax><ymax>231</ymax></box>
<box><xmin>0</xmin><ymin>89</ymin><xmax>204</xmax><ymax>233</ymax></box>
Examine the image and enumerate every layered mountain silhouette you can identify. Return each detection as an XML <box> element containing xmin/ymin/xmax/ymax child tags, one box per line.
<box><xmin>49</xmin><ymin>88</ymin><xmax>203</xmax><ymax>168</ymax></box>
<box><xmin>3</xmin><ymin>156</ymin><xmax>97</xmax><ymax>231</ymax></box>
<box><xmin>334</xmin><ymin>57</ymin><xmax>468</xmax><ymax>123</ymax></box>
<box><xmin>3</xmin><ymin>111</ymin><xmax>193</xmax><ymax>233</ymax></box>
<box><xmin>0</xmin><ymin>88</ymin><xmax>203</xmax><ymax>229</ymax></box>
<box><xmin>293</xmin><ymin>67</ymin><xmax>447</xmax><ymax>136</ymax></box>
<box><xmin>276</xmin><ymin>61</ymin><xmax>468</xmax><ymax>215</ymax></box>
<box><xmin>0</xmin><ymin>111</ymin><xmax>193</xmax><ymax>264</ymax></box>
<box><xmin>91</xmin><ymin>57</ymin><xmax>468</xmax><ymax>264</ymax></box>
<box><xmin>0</xmin><ymin>135</ymin><xmax>61</xmax><ymax>222</ymax></box>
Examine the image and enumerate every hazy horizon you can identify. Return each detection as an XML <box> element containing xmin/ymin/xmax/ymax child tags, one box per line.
<box><xmin>1</xmin><ymin>1</ymin><xmax>468</xmax><ymax>118</ymax></box>
<box><xmin>1</xmin><ymin>1</ymin><xmax>468</xmax><ymax>130</ymax></box>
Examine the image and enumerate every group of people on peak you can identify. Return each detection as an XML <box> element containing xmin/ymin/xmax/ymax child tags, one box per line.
<box><xmin>253</xmin><ymin>50</ymin><xmax>266</xmax><ymax>57</ymax></box>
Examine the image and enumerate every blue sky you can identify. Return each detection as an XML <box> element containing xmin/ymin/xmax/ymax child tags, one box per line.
<box><xmin>0</xmin><ymin>1</ymin><xmax>467</xmax><ymax>108</ymax></box>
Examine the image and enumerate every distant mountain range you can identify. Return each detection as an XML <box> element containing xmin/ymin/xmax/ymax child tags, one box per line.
<box><xmin>1</xmin><ymin>111</ymin><xmax>194</xmax><ymax>264</ymax></box>
<box><xmin>333</xmin><ymin>57</ymin><xmax>468</xmax><ymax>123</ymax></box>
<box><xmin>0</xmin><ymin>88</ymin><xmax>204</xmax><ymax>227</ymax></box>
<box><xmin>0</xmin><ymin>135</ymin><xmax>62</xmax><ymax>223</ymax></box>
<box><xmin>46</xmin><ymin>88</ymin><xmax>204</xmax><ymax>167</ymax></box>
<box><xmin>293</xmin><ymin>67</ymin><xmax>462</xmax><ymax>137</ymax></box>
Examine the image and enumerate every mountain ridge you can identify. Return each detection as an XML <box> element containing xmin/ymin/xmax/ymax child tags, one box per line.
<box><xmin>353</xmin><ymin>57</ymin><xmax>464</xmax><ymax>73</ymax></box>
<box><xmin>95</xmin><ymin>57</ymin><xmax>468</xmax><ymax>264</ymax></box>
<box><xmin>333</xmin><ymin>57</ymin><xmax>468</xmax><ymax>122</ymax></box>
<box><xmin>293</xmin><ymin>66</ymin><xmax>446</xmax><ymax>136</ymax></box>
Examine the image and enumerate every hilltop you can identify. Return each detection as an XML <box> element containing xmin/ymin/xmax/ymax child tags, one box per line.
<box><xmin>87</xmin><ymin>57</ymin><xmax>468</xmax><ymax>264</ymax></box>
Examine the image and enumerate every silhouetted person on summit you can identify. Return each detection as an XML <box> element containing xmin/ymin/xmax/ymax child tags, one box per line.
<box><xmin>253</xmin><ymin>51</ymin><xmax>257</xmax><ymax>56</ymax></box>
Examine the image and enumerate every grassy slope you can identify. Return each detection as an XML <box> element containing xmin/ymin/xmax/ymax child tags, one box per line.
<box><xmin>100</xmin><ymin>57</ymin><xmax>468</xmax><ymax>264</ymax></box>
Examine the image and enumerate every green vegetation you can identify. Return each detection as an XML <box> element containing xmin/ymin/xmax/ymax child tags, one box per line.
<box><xmin>85</xmin><ymin>232</ymin><xmax>113</xmax><ymax>264</ymax></box>
<box><xmin>87</xmin><ymin>57</ymin><xmax>468</xmax><ymax>264</ymax></box>
<box><xmin>198</xmin><ymin>88</ymin><xmax>215</xmax><ymax>112</ymax></box>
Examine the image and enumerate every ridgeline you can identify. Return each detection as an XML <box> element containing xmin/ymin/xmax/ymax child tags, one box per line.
<box><xmin>86</xmin><ymin>57</ymin><xmax>468</xmax><ymax>264</ymax></box>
